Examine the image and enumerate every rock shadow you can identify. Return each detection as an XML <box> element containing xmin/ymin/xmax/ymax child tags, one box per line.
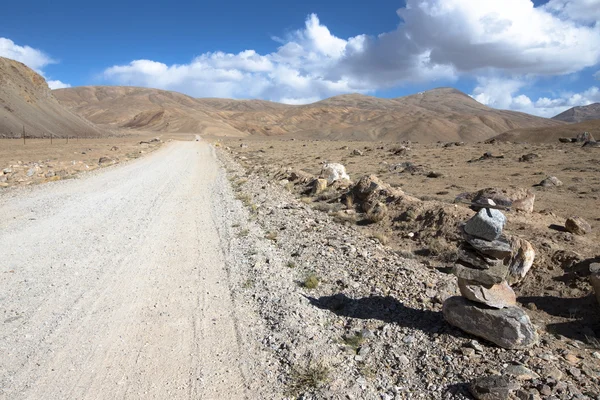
<box><xmin>306</xmin><ymin>293</ymin><xmax>455</xmax><ymax>335</ymax></box>
<box><xmin>518</xmin><ymin>294</ymin><xmax>600</xmax><ymax>341</ymax></box>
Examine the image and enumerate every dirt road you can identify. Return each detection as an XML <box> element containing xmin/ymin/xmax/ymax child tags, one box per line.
<box><xmin>0</xmin><ymin>141</ymin><xmax>253</xmax><ymax>399</ymax></box>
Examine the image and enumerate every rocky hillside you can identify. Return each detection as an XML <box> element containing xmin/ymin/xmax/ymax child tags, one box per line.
<box><xmin>54</xmin><ymin>86</ymin><xmax>563</xmax><ymax>142</ymax></box>
<box><xmin>553</xmin><ymin>103</ymin><xmax>600</xmax><ymax>123</ymax></box>
<box><xmin>53</xmin><ymin>86</ymin><xmax>246</xmax><ymax>137</ymax></box>
<box><xmin>495</xmin><ymin>119</ymin><xmax>600</xmax><ymax>143</ymax></box>
<box><xmin>0</xmin><ymin>57</ymin><xmax>106</xmax><ymax>138</ymax></box>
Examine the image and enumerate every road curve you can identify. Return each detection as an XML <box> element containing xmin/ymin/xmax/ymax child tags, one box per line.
<box><xmin>0</xmin><ymin>141</ymin><xmax>248</xmax><ymax>399</ymax></box>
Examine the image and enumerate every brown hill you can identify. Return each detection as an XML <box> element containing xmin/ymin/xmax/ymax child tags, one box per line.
<box><xmin>54</xmin><ymin>86</ymin><xmax>563</xmax><ymax>142</ymax></box>
<box><xmin>552</xmin><ymin>103</ymin><xmax>600</xmax><ymax>123</ymax></box>
<box><xmin>0</xmin><ymin>57</ymin><xmax>106</xmax><ymax>138</ymax></box>
<box><xmin>494</xmin><ymin>119</ymin><xmax>600</xmax><ymax>143</ymax></box>
<box><xmin>53</xmin><ymin>86</ymin><xmax>246</xmax><ymax>137</ymax></box>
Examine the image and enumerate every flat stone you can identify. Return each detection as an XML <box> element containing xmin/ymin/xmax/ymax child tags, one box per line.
<box><xmin>464</xmin><ymin>208</ymin><xmax>506</xmax><ymax>241</ymax></box>
<box><xmin>458</xmin><ymin>245</ymin><xmax>505</xmax><ymax>270</ymax></box>
<box><xmin>472</xmin><ymin>187</ymin><xmax>536</xmax><ymax>213</ymax></box>
<box><xmin>453</xmin><ymin>263</ymin><xmax>509</xmax><ymax>286</ymax></box>
<box><xmin>458</xmin><ymin>279</ymin><xmax>517</xmax><ymax>309</ymax></box>
<box><xmin>443</xmin><ymin>296</ymin><xmax>538</xmax><ymax>349</ymax></box>
<box><xmin>463</xmin><ymin>232</ymin><xmax>513</xmax><ymax>260</ymax></box>
<box><xmin>564</xmin><ymin>216</ymin><xmax>591</xmax><ymax>236</ymax></box>
<box><xmin>469</xmin><ymin>375</ymin><xmax>520</xmax><ymax>400</ymax></box>
<box><xmin>504</xmin><ymin>364</ymin><xmax>540</xmax><ymax>380</ymax></box>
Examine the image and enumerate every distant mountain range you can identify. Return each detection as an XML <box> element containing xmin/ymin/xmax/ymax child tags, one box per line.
<box><xmin>0</xmin><ymin>55</ymin><xmax>577</xmax><ymax>141</ymax></box>
<box><xmin>53</xmin><ymin>85</ymin><xmax>563</xmax><ymax>142</ymax></box>
<box><xmin>552</xmin><ymin>103</ymin><xmax>600</xmax><ymax>123</ymax></box>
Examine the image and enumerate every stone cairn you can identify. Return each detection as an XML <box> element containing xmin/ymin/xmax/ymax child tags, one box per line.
<box><xmin>443</xmin><ymin>203</ymin><xmax>538</xmax><ymax>349</ymax></box>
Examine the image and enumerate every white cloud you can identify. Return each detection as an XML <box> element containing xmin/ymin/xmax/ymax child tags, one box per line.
<box><xmin>0</xmin><ymin>37</ymin><xmax>55</xmax><ymax>71</ymax></box>
<box><xmin>101</xmin><ymin>1</ymin><xmax>600</xmax><ymax>105</ymax></box>
<box><xmin>542</xmin><ymin>0</ymin><xmax>600</xmax><ymax>23</ymax></box>
<box><xmin>47</xmin><ymin>80</ymin><xmax>71</xmax><ymax>89</ymax></box>
<box><xmin>472</xmin><ymin>77</ymin><xmax>600</xmax><ymax>117</ymax></box>
<box><xmin>0</xmin><ymin>37</ymin><xmax>71</xmax><ymax>89</ymax></box>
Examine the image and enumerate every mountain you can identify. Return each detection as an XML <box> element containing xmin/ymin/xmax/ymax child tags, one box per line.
<box><xmin>53</xmin><ymin>86</ymin><xmax>246</xmax><ymax>137</ymax></box>
<box><xmin>552</xmin><ymin>103</ymin><xmax>600</xmax><ymax>123</ymax></box>
<box><xmin>494</xmin><ymin>119</ymin><xmax>600</xmax><ymax>143</ymax></box>
<box><xmin>0</xmin><ymin>57</ymin><xmax>106</xmax><ymax>138</ymax></box>
<box><xmin>54</xmin><ymin>86</ymin><xmax>563</xmax><ymax>142</ymax></box>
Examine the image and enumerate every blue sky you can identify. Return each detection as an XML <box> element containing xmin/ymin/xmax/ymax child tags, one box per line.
<box><xmin>1</xmin><ymin>0</ymin><xmax>599</xmax><ymax>117</ymax></box>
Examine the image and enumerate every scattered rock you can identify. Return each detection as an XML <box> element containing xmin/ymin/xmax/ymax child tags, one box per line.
<box><xmin>559</xmin><ymin>137</ymin><xmax>576</xmax><ymax>143</ymax></box>
<box><xmin>564</xmin><ymin>216</ymin><xmax>591</xmax><ymax>236</ymax></box>
<box><xmin>110</xmin><ymin>146</ymin><xmax>119</xmax><ymax>151</ymax></box>
<box><xmin>462</xmin><ymin>187</ymin><xmax>535</xmax><ymax>213</ymax></box>
<box><xmin>311</xmin><ymin>178</ymin><xmax>328</xmax><ymax>195</ymax></box>
<box><xmin>366</xmin><ymin>201</ymin><xmax>388</xmax><ymax>223</ymax></box>
<box><xmin>507</xmin><ymin>237</ymin><xmax>535</xmax><ymax>285</ymax></box>
<box><xmin>320</xmin><ymin>163</ymin><xmax>350</xmax><ymax>184</ymax></box>
<box><xmin>351</xmin><ymin>149</ymin><xmax>363</xmax><ymax>156</ymax></box>
<box><xmin>576</xmin><ymin>131</ymin><xmax>595</xmax><ymax>143</ymax></box>
<box><xmin>519</xmin><ymin>153</ymin><xmax>540</xmax><ymax>162</ymax></box>
<box><xmin>2</xmin><ymin>167</ymin><xmax>12</xmax><ymax>174</ymax></box>
<box><xmin>469</xmin><ymin>375</ymin><xmax>520</xmax><ymax>400</ymax></box>
<box><xmin>582</xmin><ymin>140</ymin><xmax>600</xmax><ymax>148</ymax></box>
<box><xmin>504</xmin><ymin>364</ymin><xmax>540</xmax><ymax>380</ymax></box>
<box><xmin>458</xmin><ymin>279</ymin><xmax>517</xmax><ymax>309</ymax></box>
<box><xmin>538</xmin><ymin>176</ymin><xmax>562</xmax><ymax>187</ymax></box>
<box><xmin>464</xmin><ymin>208</ymin><xmax>506</xmax><ymax>241</ymax></box>
<box><xmin>468</xmin><ymin>152</ymin><xmax>505</xmax><ymax>163</ymax></box>
<box><xmin>443</xmin><ymin>296</ymin><xmax>538</xmax><ymax>349</ymax></box>
<box><xmin>98</xmin><ymin>157</ymin><xmax>113</xmax><ymax>165</ymax></box>
<box><xmin>427</xmin><ymin>171</ymin><xmax>443</xmax><ymax>178</ymax></box>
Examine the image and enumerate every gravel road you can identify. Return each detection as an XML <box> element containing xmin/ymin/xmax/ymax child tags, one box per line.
<box><xmin>0</xmin><ymin>141</ymin><xmax>257</xmax><ymax>399</ymax></box>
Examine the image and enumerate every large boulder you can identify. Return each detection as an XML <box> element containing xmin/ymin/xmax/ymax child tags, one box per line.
<box><xmin>464</xmin><ymin>208</ymin><xmax>506</xmax><ymax>241</ymax></box>
<box><xmin>320</xmin><ymin>163</ymin><xmax>350</xmax><ymax>184</ymax></box>
<box><xmin>471</xmin><ymin>187</ymin><xmax>536</xmax><ymax>213</ymax></box>
<box><xmin>443</xmin><ymin>296</ymin><xmax>538</xmax><ymax>349</ymax></box>
<box><xmin>352</xmin><ymin>175</ymin><xmax>405</xmax><ymax>212</ymax></box>
<box><xmin>458</xmin><ymin>279</ymin><xmax>517</xmax><ymax>309</ymax></box>
<box><xmin>565</xmin><ymin>216</ymin><xmax>592</xmax><ymax>236</ymax></box>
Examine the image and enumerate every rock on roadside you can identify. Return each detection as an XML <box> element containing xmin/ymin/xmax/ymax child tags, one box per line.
<box><xmin>443</xmin><ymin>296</ymin><xmax>538</xmax><ymax>349</ymax></box>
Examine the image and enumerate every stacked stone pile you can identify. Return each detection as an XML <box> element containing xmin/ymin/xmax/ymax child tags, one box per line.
<box><xmin>443</xmin><ymin>205</ymin><xmax>538</xmax><ymax>349</ymax></box>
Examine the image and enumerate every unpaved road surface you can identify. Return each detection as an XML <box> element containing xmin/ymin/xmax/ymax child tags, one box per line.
<box><xmin>0</xmin><ymin>141</ymin><xmax>254</xmax><ymax>399</ymax></box>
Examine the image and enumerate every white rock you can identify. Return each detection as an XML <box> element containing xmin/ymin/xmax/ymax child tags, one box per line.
<box><xmin>320</xmin><ymin>163</ymin><xmax>350</xmax><ymax>184</ymax></box>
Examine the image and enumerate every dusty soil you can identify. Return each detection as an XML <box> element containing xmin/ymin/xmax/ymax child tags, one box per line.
<box><xmin>0</xmin><ymin>141</ymin><xmax>281</xmax><ymax>399</ymax></box>
<box><xmin>217</xmin><ymin>137</ymin><xmax>600</xmax><ymax>354</ymax></box>
<box><xmin>0</xmin><ymin>133</ymin><xmax>167</xmax><ymax>188</ymax></box>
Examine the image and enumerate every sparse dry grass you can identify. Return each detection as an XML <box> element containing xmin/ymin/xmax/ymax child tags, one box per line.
<box><xmin>302</xmin><ymin>273</ymin><xmax>320</xmax><ymax>289</ymax></box>
<box><xmin>288</xmin><ymin>360</ymin><xmax>330</xmax><ymax>396</ymax></box>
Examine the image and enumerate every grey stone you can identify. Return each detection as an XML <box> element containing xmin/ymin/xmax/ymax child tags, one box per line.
<box><xmin>464</xmin><ymin>234</ymin><xmax>513</xmax><ymax>260</ymax></box>
<box><xmin>539</xmin><ymin>176</ymin><xmax>562</xmax><ymax>187</ymax></box>
<box><xmin>458</xmin><ymin>245</ymin><xmax>505</xmax><ymax>269</ymax></box>
<box><xmin>26</xmin><ymin>167</ymin><xmax>36</xmax><ymax>177</ymax></box>
<box><xmin>564</xmin><ymin>216</ymin><xmax>591</xmax><ymax>236</ymax></box>
<box><xmin>504</xmin><ymin>364</ymin><xmax>540</xmax><ymax>380</ymax></box>
<box><xmin>443</xmin><ymin>296</ymin><xmax>538</xmax><ymax>349</ymax></box>
<box><xmin>453</xmin><ymin>263</ymin><xmax>509</xmax><ymax>286</ymax></box>
<box><xmin>464</xmin><ymin>208</ymin><xmax>506</xmax><ymax>241</ymax></box>
<box><xmin>469</xmin><ymin>375</ymin><xmax>520</xmax><ymax>400</ymax></box>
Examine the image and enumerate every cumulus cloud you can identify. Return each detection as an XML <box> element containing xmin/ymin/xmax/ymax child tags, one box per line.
<box><xmin>47</xmin><ymin>80</ymin><xmax>71</xmax><ymax>89</ymax></box>
<box><xmin>0</xmin><ymin>37</ymin><xmax>71</xmax><ymax>88</ymax></box>
<box><xmin>472</xmin><ymin>77</ymin><xmax>600</xmax><ymax>117</ymax></box>
<box><xmin>0</xmin><ymin>37</ymin><xmax>55</xmax><ymax>71</ymax></box>
<box><xmin>101</xmin><ymin>1</ymin><xmax>600</xmax><ymax>107</ymax></box>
